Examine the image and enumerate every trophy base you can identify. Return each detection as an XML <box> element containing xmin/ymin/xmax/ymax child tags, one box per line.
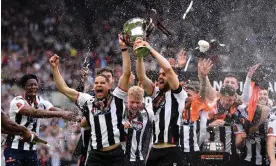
<box><xmin>134</xmin><ymin>46</ymin><xmax>150</xmax><ymax>58</ymax></box>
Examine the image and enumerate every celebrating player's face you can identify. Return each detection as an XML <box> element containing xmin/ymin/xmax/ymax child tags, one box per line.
<box><xmin>223</xmin><ymin>77</ymin><xmax>238</xmax><ymax>90</ymax></box>
<box><xmin>25</xmin><ymin>79</ymin><xmax>39</xmax><ymax>97</ymax></box>
<box><xmin>259</xmin><ymin>89</ymin><xmax>268</xmax><ymax>105</ymax></box>
<box><xmin>158</xmin><ymin>69</ymin><xmax>169</xmax><ymax>90</ymax></box>
<box><xmin>219</xmin><ymin>95</ymin><xmax>236</xmax><ymax>109</ymax></box>
<box><xmin>185</xmin><ymin>89</ymin><xmax>197</xmax><ymax>107</ymax></box>
<box><xmin>127</xmin><ymin>95</ymin><xmax>143</xmax><ymax>115</ymax></box>
<box><xmin>93</xmin><ymin>76</ymin><xmax>109</xmax><ymax>99</ymax></box>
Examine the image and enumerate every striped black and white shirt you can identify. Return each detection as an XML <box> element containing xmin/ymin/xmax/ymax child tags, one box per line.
<box><xmin>205</xmin><ymin>103</ymin><xmax>242</xmax><ymax>154</ymax></box>
<box><xmin>243</xmin><ymin>125</ymin><xmax>268</xmax><ymax>165</ymax></box>
<box><xmin>76</xmin><ymin>87</ymin><xmax>127</xmax><ymax>150</ymax></box>
<box><xmin>125</xmin><ymin>96</ymin><xmax>154</xmax><ymax>162</ymax></box>
<box><xmin>151</xmin><ymin>86</ymin><xmax>187</xmax><ymax>145</ymax></box>
<box><xmin>237</xmin><ymin>105</ymin><xmax>268</xmax><ymax>165</ymax></box>
<box><xmin>198</xmin><ymin>111</ymin><xmax>209</xmax><ymax>147</ymax></box>
<box><xmin>6</xmin><ymin>95</ymin><xmax>53</xmax><ymax>151</ymax></box>
<box><xmin>179</xmin><ymin>107</ymin><xmax>199</xmax><ymax>152</ymax></box>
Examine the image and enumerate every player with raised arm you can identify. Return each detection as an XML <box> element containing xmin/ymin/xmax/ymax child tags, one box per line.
<box><xmin>49</xmin><ymin>34</ymin><xmax>132</xmax><ymax>166</ymax></box>
<box><xmin>135</xmin><ymin>39</ymin><xmax>187</xmax><ymax>166</ymax></box>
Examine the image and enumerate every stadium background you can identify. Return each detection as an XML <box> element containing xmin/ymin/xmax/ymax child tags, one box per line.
<box><xmin>1</xmin><ymin>0</ymin><xmax>276</xmax><ymax>165</ymax></box>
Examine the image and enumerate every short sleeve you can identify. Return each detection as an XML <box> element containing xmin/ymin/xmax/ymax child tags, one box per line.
<box><xmin>113</xmin><ymin>87</ymin><xmax>128</xmax><ymax>100</ymax></box>
<box><xmin>40</xmin><ymin>98</ymin><xmax>54</xmax><ymax>110</ymax></box>
<box><xmin>76</xmin><ymin>92</ymin><xmax>94</xmax><ymax>110</ymax></box>
<box><xmin>10</xmin><ymin>97</ymin><xmax>26</xmax><ymax>113</ymax></box>
<box><xmin>172</xmin><ymin>86</ymin><xmax>187</xmax><ymax>103</ymax></box>
<box><xmin>233</xmin><ymin>123</ymin><xmax>244</xmax><ymax>134</ymax></box>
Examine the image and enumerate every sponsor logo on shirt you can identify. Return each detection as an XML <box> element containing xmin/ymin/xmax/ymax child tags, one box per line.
<box><xmin>91</xmin><ymin>108</ymin><xmax>111</xmax><ymax>116</ymax></box>
<box><xmin>131</xmin><ymin>120</ymin><xmax>143</xmax><ymax>131</ymax></box>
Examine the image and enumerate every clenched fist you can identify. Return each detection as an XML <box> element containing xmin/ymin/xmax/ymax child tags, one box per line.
<box><xmin>49</xmin><ymin>54</ymin><xmax>60</xmax><ymax>68</ymax></box>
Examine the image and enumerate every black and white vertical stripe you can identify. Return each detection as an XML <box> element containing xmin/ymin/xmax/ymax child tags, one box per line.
<box><xmin>76</xmin><ymin>87</ymin><xmax>126</xmax><ymax>150</ymax></box>
<box><xmin>152</xmin><ymin>86</ymin><xmax>187</xmax><ymax>145</ymax></box>
<box><xmin>6</xmin><ymin>95</ymin><xmax>52</xmax><ymax>151</ymax></box>
<box><xmin>125</xmin><ymin>110</ymin><xmax>152</xmax><ymax>162</ymax></box>
<box><xmin>179</xmin><ymin>108</ymin><xmax>200</xmax><ymax>152</ymax></box>
<box><xmin>244</xmin><ymin>124</ymin><xmax>268</xmax><ymax>165</ymax></box>
<box><xmin>207</xmin><ymin>125</ymin><xmax>236</xmax><ymax>154</ymax></box>
<box><xmin>180</xmin><ymin>122</ymin><xmax>199</xmax><ymax>152</ymax></box>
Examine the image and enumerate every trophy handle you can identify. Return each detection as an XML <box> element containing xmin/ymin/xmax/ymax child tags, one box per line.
<box><xmin>145</xmin><ymin>18</ymin><xmax>154</xmax><ymax>38</ymax></box>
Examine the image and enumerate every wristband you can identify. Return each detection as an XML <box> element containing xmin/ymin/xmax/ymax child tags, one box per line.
<box><xmin>121</xmin><ymin>48</ymin><xmax>128</xmax><ymax>52</ymax></box>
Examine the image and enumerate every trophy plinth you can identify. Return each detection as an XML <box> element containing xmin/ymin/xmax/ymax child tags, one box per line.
<box><xmin>134</xmin><ymin>46</ymin><xmax>150</xmax><ymax>58</ymax></box>
<box><xmin>202</xmin><ymin>141</ymin><xmax>225</xmax><ymax>152</ymax></box>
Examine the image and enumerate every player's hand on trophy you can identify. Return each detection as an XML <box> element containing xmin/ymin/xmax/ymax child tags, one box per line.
<box><xmin>133</xmin><ymin>39</ymin><xmax>150</xmax><ymax>50</ymax></box>
<box><xmin>198</xmin><ymin>58</ymin><xmax>213</xmax><ymax>76</ymax></box>
<box><xmin>209</xmin><ymin>119</ymin><xmax>225</xmax><ymax>127</ymax></box>
<box><xmin>49</xmin><ymin>54</ymin><xmax>60</xmax><ymax>68</ymax></box>
<box><xmin>118</xmin><ymin>34</ymin><xmax>127</xmax><ymax>49</ymax></box>
<box><xmin>247</xmin><ymin>63</ymin><xmax>260</xmax><ymax>79</ymax></box>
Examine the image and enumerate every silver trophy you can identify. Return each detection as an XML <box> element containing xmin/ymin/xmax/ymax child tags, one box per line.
<box><xmin>122</xmin><ymin>17</ymin><xmax>154</xmax><ymax>58</ymax></box>
<box><xmin>122</xmin><ymin>9</ymin><xmax>172</xmax><ymax>58</ymax></box>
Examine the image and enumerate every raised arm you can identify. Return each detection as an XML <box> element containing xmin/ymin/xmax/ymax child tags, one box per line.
<box><xmin>118</xmin><ymin>34</ymin><xmax>131</xmax><ymax>91</ymax></box>
<box><xmin>198</xmin><ymin>59</ymin><xmax>217</xmax><ymax>101</ymax></box>
<box><xmin>134</xmin><ymin>40</ymin><xmax>179</xmax><ymax>90</ymax></box>
<box><xmin>242</xmin><ymin>64</ymin><xmax>260</xmax><ymax>105</ymax></box>
<box><xmin>49</xmin><ymin>54</ymin><xmax>79</xmax><ymax>101</ymax></box>
<box><xmin>136</xmin><ymin>58</ymin><xmax>154</xmax><ymax>96</ymax></box>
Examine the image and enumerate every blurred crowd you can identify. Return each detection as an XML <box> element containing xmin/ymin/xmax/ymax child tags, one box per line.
<box><xmin>1</xmin><ymin>0</ymin><xmax>276</xmax><ymax>165</ymax></box>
